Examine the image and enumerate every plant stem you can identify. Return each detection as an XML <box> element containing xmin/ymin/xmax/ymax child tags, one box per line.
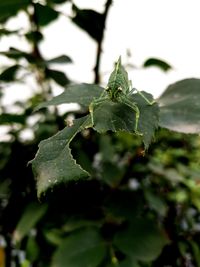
<box><xmin>94</xmin><ymin>0</ymin><xmax>112</xmax><ymax>84</ymax></box>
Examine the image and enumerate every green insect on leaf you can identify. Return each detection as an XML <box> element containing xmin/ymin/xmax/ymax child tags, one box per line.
<box><xmin>89</xmin><ymin>57</ymin><xmax>155</xmax><ymax>135</ymax></box>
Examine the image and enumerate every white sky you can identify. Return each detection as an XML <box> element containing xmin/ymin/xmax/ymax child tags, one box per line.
<box><xmin>1</xmin><ymin>0</ymin><xmax>200</xmax><ymax>102</ymax></box>
<box><xmin>40</xmin><ymin>0</ymin><xmax>200</xmax><ymax>98</ymax></box>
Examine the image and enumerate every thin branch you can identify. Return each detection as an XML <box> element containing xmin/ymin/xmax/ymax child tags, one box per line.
<box><xmin>94</xmin><ymin>0</ymin><xmax>112</xmax><ymax>84</ymax></box>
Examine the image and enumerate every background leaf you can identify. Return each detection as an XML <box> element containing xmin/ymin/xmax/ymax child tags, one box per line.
<box><xmin>35</xmin><ymin>83</ymin><xmax>103</xmax><ymax>110</ymax></box>
<box><xmin>158</xmin><ymin>78</ymin><xmax>200</xmax><ymax>133</ymax></box>
<box><xmin>25</xmin><ymin>31</ymin><xmax>44</xmax><ymax>43</ymax></box>
<box><xmin>143</xmin><ymin>58</ymin><xmax>172</xmax><ymax>72</ymax></box>
<box><xmin>114</xmin><ymin>218</ymin><xmax>168</xmax><ymax>262</ymax></box>
<box><xmin>13</xmin><ymin>202</ymin><xmax>48</xmax><ymax>242</ymax></box>
<box><xmin>0</xmin><ymin>65</ymin><xmax>20</xmax><ymax>81</ymax></box>
<box><xmin>46</xmin><ymin>55</ymin><xmax>72</xmax><ymax>65</ymax></box>
<box><xmin>31</xmin><ymin>116</ymin><xmax>91</xmax><ymax>197</ymax></box>
<box><xmin>0</xmin><ymin>0</ymin><xmax>29</xmax><ymax>22</ymax></box>
<box><xmin>52</xmin><ymin>228</ymin><xmax>107</xmax><ymax>267</ymax></box>
<box><xmin>0</xmin><ymin>47</ymin><xmax>34</xmax><ymax>62</ymax></box>
<box><xmin>0</xmin><ymin>28</ymin><xmax>19</xmax><ymax>37</ymax></box>
<box><xmin>34</xmin><ymin>3</ymin><xmax>59</xmax><ymax>27</ymax></box>
<box><xmin>117</xmin><ymin>258</ymin><xmax>140</xmax><ymax>267</ymax></box>
<box><xmin>0</xmin><ymin>113</ymin><xmax>26</xmax><ymax>124</ymax></box>
<box><xmin>46</xmin><ymin>69</ymin><xmax>70</xmax><ymax>86</ymax></box>
<box><xmin>71</xmin><ymin>5</ymin><xmax>104</xmax><ymax>42</ymax></box>
<box><xmin>47</xmin><ymin>0</ymin><xmax>69</xmax><ymax>4</ymax></box>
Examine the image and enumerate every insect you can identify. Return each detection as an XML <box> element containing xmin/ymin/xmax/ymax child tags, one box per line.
<box><xmin>89</xmin><ymin>57</ymin><xmax>155</xmax><ymax>134</ymax></box>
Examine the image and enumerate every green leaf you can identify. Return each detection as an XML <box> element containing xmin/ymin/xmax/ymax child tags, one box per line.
<box><xmin>25</xmin><ymin>31</ymin><xmax>43</xmax><ymax>43</ymax></box>
<box><xmin>34</xmin><ymin>3</ymin><xmax>59</xmax><ymax>26</ymax></box>
<box><xmin>0</xmin><ymin>47</ymin><xmax>24</xmax><ymax>59</ymax></box>
<box><xmin>26</xmin><ymin>235</ymin><xmax>40</xmax><ymax>262</ymax></box>
<box><xmin>101</xmin><ymin>162</ymin><xmax>125</xmax><ymax>187</ymax></box>
<box><xmin>143</xmin><ymin>58</ymin><xmax>172</xmax><ymax>72</ymax></box>
<box><xmin>35</xmin><ymin>83</ymin><xmax>103</xmax><ymax>110</ymax></box>
<box><xmin>118</xmin><ymin>258</ymin><xmax>140</xmax><ymax>267</ymax></box>
<box><xmin>47</xmin><ymin>0</ymin><xmax>69</xmax><ymax>4</ymax></box>
<box><xmin>44</xmin><ymin>229</ymin><xmax>64</xmax><ymax>246</ymax></box>
<box><xmin>0</xmin><ymin>28</ymin><xmax>19</xmax><ymax>37</ymax></box>
<box><xmin>189</xmin><ymin>240</ymin><xmax>200</xmax><ymax>267</ymax></box>
<box><xmin>133</xmin><ymin>92</ymin><xmax>159</xmax><ymax>148</ymax></box>
<box><xmin>0</xmin><ymin>65</ymin><xmax>20</xmax><ymax>81</ymax></box>
<box><xmin>46</xmin><ymin>69</ymin><xmax>70</xmax><ymax>86</ymax></box>
<box><xmin>71</xmin><ymin>5</ymin><xmax>104</xmax><ymax>42</ymax></box>
<box><xmin>0</xmin><ymin>113</ymin><xmax>25</xmax><ymax>124</ymax></box>
<box><xmin>144</xmin><ymin>190</ymin><xmax>167</xmax><ymax>216</ymax></box>
<box><xmin>62</xmin><ymin>218</ymin><xmax>101</xmax><ymax>234</ymax></box>
<box><xmin>93</xmin><ymin>92</ymin><xmax>159</xmax><ymax>149</ymax></box>
<box><xmin>99</xmin><ymin>135</ymin><xmax>115</xmax><ymax>162</ymax></box>
<box><xmin>0</xmin><ymin>47</ymin><xmax>33</xmax><ymax>61</ymax></box>
<box><xmin>0</xmin><ymin>0</ymin><xmax>29</xmax><ymax>22</ymax></box>
<box><xmin>13</xmin><ymin>202</ymin><xmax>48</xmax><ymax>242</ymax></box>
<box><xmin>0</xmin><ymin>179</ymin><xmax>10</xmax><ymax>197</ymax></box>
<box><xmin>114</xmin><ymin>218</ymin><xmax>168</xmax><ymax>262</ymax></box>
<box><xmin>158</xmin><ymin>78</ymin><xmax>200</xmax><ymax>133</ymax></box>
<box><xmin>31</xmin><ymin>116</ymin><xmax>91</xmax><ymax>197</ymax></box>
<box><xmin>46</xmin><ymin>55</ymin><xmax>72</xmax><ymax>65</ymax></box>
<box><xmin>52</xmin><ymin>228</ymin><xmax>107</xmax><ymax>267</ymax></box>
<box><xmin>105</xmin><ymin>191</ymin><xmax>142</xmax><ymax>221</ymax></box>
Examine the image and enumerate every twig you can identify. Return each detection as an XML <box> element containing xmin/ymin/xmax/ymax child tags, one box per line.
<box><xmin>94</xmin><ymin>0</ymin><xmax>112</xmax><ymax>84</ymax></box>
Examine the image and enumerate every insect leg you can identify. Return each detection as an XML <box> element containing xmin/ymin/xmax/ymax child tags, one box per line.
<box><xmin>89</xmin><ymin>96</ymin><xmax>108</xmax><ymax>126</ymax></box>
<box><xmin>118</xmin><ymin>95</ymin><xmax>142</xmax><ymax>135</ymax></box>
<box><xmin>132</xmin><ymin>88</ymin><xmax>155</xmax><ymax>105</ymax></box>
<box><xmin>89</xmin><ymin>101</ymin><xmax>95</xmax><ymax>126</ymax></box>
<box><xmin>128</xmin><ymin>87</ymin><xmax>136</xmax><ymax>95</ymax></box>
